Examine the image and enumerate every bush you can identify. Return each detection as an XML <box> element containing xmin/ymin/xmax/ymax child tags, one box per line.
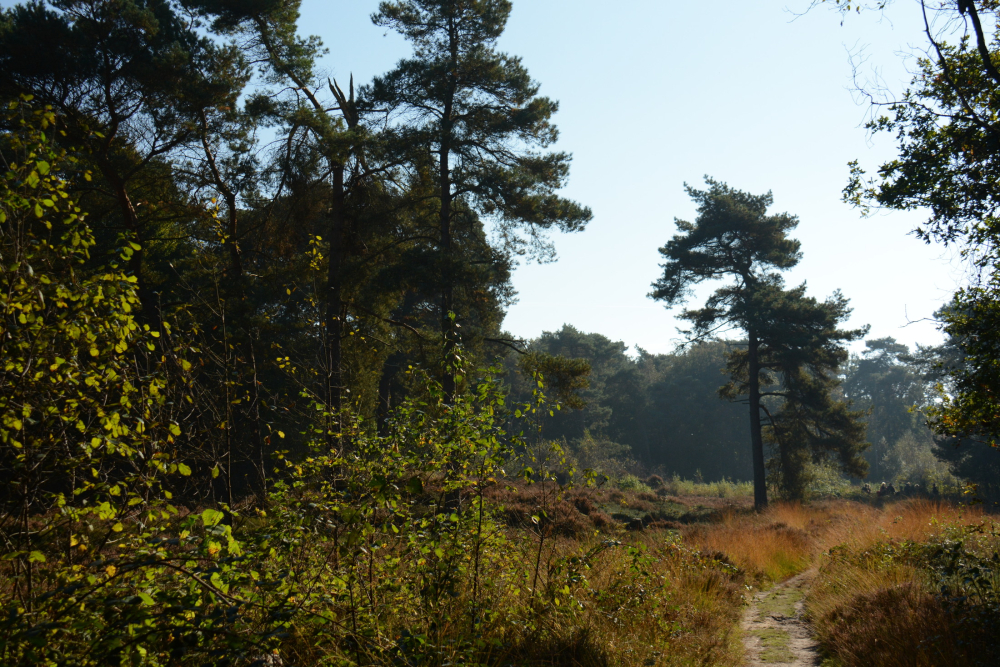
<box><xmin>616</xmin><ymin>474</ymin><xmax>652</xmax><ymax>494</ymax></box>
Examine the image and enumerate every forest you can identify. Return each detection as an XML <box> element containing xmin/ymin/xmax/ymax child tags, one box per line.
<box><xmin>0</xmin><ymin>0</ymin><xmax>998</xmax><ymax>666</ymax></box>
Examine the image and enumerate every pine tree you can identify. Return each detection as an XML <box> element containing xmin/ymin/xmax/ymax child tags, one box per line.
<box><xmin>368</xmin><ymin>0</ymin><xmax>592</xmax><ymax>398</ymax></box>
<box><xmin>721</xmin><ymin>284</ymin><xmax>868</xmax><ymax>500</ymax></box>
<box><xmin>650</xmin><ymin>178</ymin><xmax>801</xmax><ymax>508</ymax></box>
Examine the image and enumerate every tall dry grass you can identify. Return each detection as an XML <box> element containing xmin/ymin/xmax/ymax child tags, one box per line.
<box><xmin>660</xmin><ymin>476</ymin><xmax>753</xmax><ymax>499</ymax></box>
<box><xmin>805</xmin><ymin>499</ymin><xmax>999</xmax><ymax>667</ymax></box>
<box><xmin>681</xmin><ymin>499</ymin><xmax>990</xmax><ymax>583</ymax></box>
<box><xmin>680</xmin><ymin>502</ymin><xmax>837</xmax><ymax>583</ymax></box>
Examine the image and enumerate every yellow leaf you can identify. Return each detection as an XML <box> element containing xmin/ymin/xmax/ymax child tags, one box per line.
<box><xmin>106</xmin><ymin>565</ymin><xmax>117</xmax><ymax>577</ymax></box>
<box><xmin>112</xmin><ymin>522</ymin><xmax>123</xmax><ymax>532</ymax></box>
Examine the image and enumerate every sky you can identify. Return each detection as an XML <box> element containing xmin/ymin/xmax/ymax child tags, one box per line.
<box><xmin>294</xmin><ymin>0</ymin><xmax>962</xmax><ymax>356</ymax></box>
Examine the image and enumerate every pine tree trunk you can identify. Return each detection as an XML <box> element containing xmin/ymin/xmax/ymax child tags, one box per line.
<box><xmin>748</xmin><ymin>329</ymin><xmax>769</xmax><ymax>510</ymax></box>
<box><xmin>326</xmin><ymin>166</ymin><xmax>346</xmax><ymax>447</ymax></box>
<box><xmin>439</xmin><ymin>17</ymin><xmax>459</xmax><ymax>402</ymax></box>
<box><xmin>223</xmin><ymin>194</ymin><xmax>267</xmax><ymax>497</ymax></box>
<box><xmin>439</xmin><ymin>117</ymin><xmax>456</xmax><ymax>401</ymax></box>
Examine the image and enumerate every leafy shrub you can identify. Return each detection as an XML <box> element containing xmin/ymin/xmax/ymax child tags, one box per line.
<box><xmin>616</xmin><ymin>474</ymin><xmax>652</xmax><ymax>494</ymax></box>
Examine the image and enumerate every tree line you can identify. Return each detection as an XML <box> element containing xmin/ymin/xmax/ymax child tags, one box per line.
<box><xmin>0</xmin><ymin>0</ymin><xmax>590</xmax><ymax>508</ymax></box>
<box><xmin>517</xmin><ymin>325</ymin><xmax>987</xmax><ymax>496</ymax></box>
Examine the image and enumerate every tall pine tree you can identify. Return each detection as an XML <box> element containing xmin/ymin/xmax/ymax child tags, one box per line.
<box><xmin>368</xmin><ymin>0</ymin><xmax>591</xmax><ymax>398</ymax></box>
<box><xmin>650</xmin><ymin>178</ymin><xmax>801</xmax><ymax>508</ymax></box>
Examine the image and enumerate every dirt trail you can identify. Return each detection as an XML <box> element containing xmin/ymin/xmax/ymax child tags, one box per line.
<box><xmin>742</xmin><ymin>570</ymin><xmax>821</xmax><ymax>667</ymax></box>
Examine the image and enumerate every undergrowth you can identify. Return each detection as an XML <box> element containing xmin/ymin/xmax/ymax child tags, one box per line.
<box><xmin>807</xmin><ymin>500</ymin><xmax>1000</xmax><ymax>667</ymax></box>
<box><xmin>0</xmin><ymin>355</ymin><xmax>757</xmax><ymax>667</ymax></box>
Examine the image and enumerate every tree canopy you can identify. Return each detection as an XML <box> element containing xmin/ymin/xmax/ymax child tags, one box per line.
<box><xmin>837</xmin><ymin>1</ymin><xmax>1000</xmax><ymax>457</ymax></box>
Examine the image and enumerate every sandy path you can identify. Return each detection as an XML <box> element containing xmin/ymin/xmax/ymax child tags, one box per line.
<box><xmin>741</xmin><ymin>570</ymin><xmax>821</xmax><ymax>667</ymax></box>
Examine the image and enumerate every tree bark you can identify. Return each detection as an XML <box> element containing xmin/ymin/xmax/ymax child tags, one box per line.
<box><xmin>439</xmin><ymin>118</ymin><xmax>455</xmax><ymax>400</ymax></box>
<box><xmin>439</xmin><ymin>16</ymin><xmax>459</xmax><ymax>402</ymax></box>
<box><xmin>747</xmin><ymin>328</ymin><xmax>769</xmax><ymax>510</ymax></box>
<box><xmin>326</xmin><ymin>165</ymin><xmax>347</xmax><ymax>447</ymax></box>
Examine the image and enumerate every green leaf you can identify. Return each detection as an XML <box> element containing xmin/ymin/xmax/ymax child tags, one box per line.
<box><xmin>168</xmin><ymin>423</ymin><xmax>181</xmax><ymax>436</ymax></box>
<box><xmin>28</xmin><ymin>551</ymin><xmax>46</xmax><ymax>563</ymax></box>
<box><xmin>406</xmin><ymin>476</ymin><xmax>423</xmax><ymax>495</ymax></box>
<box><xmin>201</xmin><ymin>508</ymin><xmax>224</xmax><ymax>527</ymax></box>
<box><xmin>177</xmin><ymin>462</ymin><xmax>192</xmax><ymax>476</ymax></box>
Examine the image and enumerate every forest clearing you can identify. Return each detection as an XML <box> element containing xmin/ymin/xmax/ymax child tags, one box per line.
<box><xmin>3</xmin><ymin>0</ymin><xmax>1000</xmax><ymax>664</ymax></box>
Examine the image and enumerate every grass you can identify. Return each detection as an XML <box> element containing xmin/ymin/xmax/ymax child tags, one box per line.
<box><xmin>679</xmin><ymin>503</ymin><xmax>822</xmax><ymax>583</ymax></box>
<box><xmin>804</xmin><ymin>499</ymin><xmax>1000</xmax><ymax>667</ymax></box>
<box><xmin>757</xmin><ymin>586</ymin><xmax>803</xmax><ymax>620</ymax></box>
<box><xmin>755</xmin><ymin>628</ymin><xmax>795</xmax><ymax>663</ymax></box>
<box><xmin>672</xmin><ymin>497</ymin><xmax>998</xmax><ymax>667</ymax></box>
<box><xmin>656</xmin><ymin>476</ymin><xmax>754</xmax><ymax>499</ymax></box>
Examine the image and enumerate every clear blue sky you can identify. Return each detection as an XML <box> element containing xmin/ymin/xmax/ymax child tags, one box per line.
<box><xmin>298</xmin><ymin>0</ymin><xmax>958</xmax><ymax>354</ymax></box>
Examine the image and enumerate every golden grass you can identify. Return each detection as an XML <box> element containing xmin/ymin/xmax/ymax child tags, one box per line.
<box><xmin>805</xmin><ymin>499</ymin><xmax>999</xmax><ymax>667</ymax></box>
<box><xmin>681</xmin><ymin>498</ymin><xmax>990</xmax><ymax>582</ymax></box>
<box><xmin>680</xmin><ymin>503</ymin><xmax>826</xmax><ymax>583</ymax></box>
<box><xmin>665</xmin><ymin>498</ymin><xmax>999</xmax><ymax>667</ymax></box>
